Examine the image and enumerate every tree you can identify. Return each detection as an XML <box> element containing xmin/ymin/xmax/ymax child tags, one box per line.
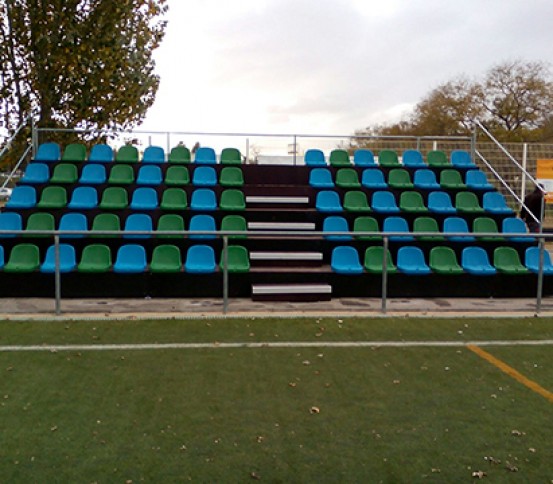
<box><xmin>0</xmin><ymin>0</ymin><xmax>168</xmax><ymax>142</ymax></box>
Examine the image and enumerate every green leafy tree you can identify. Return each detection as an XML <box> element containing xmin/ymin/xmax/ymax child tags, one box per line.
<box><xmin>0</xmin><ymin>0</ymin><xmax>168</xmax><ymax>143</ymax></box>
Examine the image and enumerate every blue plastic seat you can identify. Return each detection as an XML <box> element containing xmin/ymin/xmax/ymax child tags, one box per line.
<box><xmin>502</xmin><ymin>217</ymin><xmax>531</xmax><ymax>243</ymax></box>
<box><xmin>353</xmin><ymin>149</ymin><xmax>377</xmax><ymax>167</ymax></box>
<box><xmin>413</xmin><ymin>169</ymin><xmax>440</xmax><ymax>190</ymax></box>
<box><xmin>483</xmin><ymin>192</ymin><xmax>513</xmax><ymax>214</ymax></box>
<box><xmin>309</xmin><ymin>168</ymin><xmax>334</xmax><ymax>188</ymax></box>
<box><xmin>136</xmin><ymin>165</ymin><xmax>163</xmax><ymax>186</ymax></box>
<box><xmin>397</xmin><ymin>246</ymin><xmax>431</xmax><ymax>274</ymax></box>
<box><xmin>466</xmin><ymin>170</ymin><xmax>493</xmax><ymax>190</ymax></box>
<box><xmin>123</xmin><ymin>213</ymin><xmax>153</xmax><ymax>239</ymax></box>
<box><xmin>323</xmin><ymin>216</ymin><xmax>352</xmax><ymax>241</ymax></box>
<box><xmin>79</xmin><ymin>164</ymin><xmax>107</xmax><ymax>184</ymax></box>
<box><xmin>130</xmin><ymin>187</ymin><xmax>158</xmax><ymax>210</ymax></box>
<box><xmin>194</xmin><ymin>147</ymin><xmax>217</xmax><ymax>164</ymax></box>
<box><xmin>142</xmin><ymin>145</ymin><xmax>165</xmax><ymax>163</ymax></box>
<box><xmin>35</xmin><ymin>142</ymin><xmax>60</xmax><ymax>162</ymax></box>
<box><xmin>190</xmin><ymin>189</ymin><xmax>217</xmax><ymax>210</ymax></box>
<box><xmin>427</xmin><ymin>191</ymin><xmax>456</xmax><ymax>214</ymax></box>
<box><xmin>21</xmin><ymin>163</ymin><xmax>49</xmax><ymax>184</ymax></box>
<box><xmin>361</xmin><ymin>169</ymin><xmax>387</xmax><ymax>189</ymax></box>
<box><xmin>443</xmin><ymin>217</ymin><xmax>475</xmax><ymax>242</ymax></box>
<box><xmin>383</xmin><ymin>216</ymin><xmax>414</xmax><ymax>241</ymax></box>
<box><xmin>185</xmin><ymin>244</ymin><xmax>217</xmax><ymax>273</ymax></box>
<box><xmin>192</xmin><ymin>166</ymin><xmax>218</xmax><ymax>186</ymax></box>
<box><xmin>304</xmin><ymin>149</ymin><xmax>326</xmax><ymax>166</ymax></box>
<box><xmin>402</xmin><ymin>150</ymin><xmax>426</xmax><ymax>168</ymax></box>
<box><xmin>59</xmin><ymin>213</ymin><xmax>88</xmax><ymax>239</ymax></box>
<box><xmin>0</xmin><ymin>212</ymin><xmax>22</xmax><ymax>238</ymax></box>
<box><xmin>5</xmin><ymin>186</ymin><xmax>36</xmax><ymax>208</ymax></box>
<box><xmin>525</xmin><ymin>247</ymin><xmax>553</xmax><ymax>275</ymax></box>
<box><xmin>0</xmin><ymin>245</ymin><xmax>4</xmax><ymax>269</ymax></box>
<box><xmin>331</xmin><ymin>246</ymin><xmax>363</xmax><ymax>274</ymax></box>
<box><xmin>40</xmin><ymin>244</ymin><xmax>77</xmax><ymax>273</ymax></box>
<box><xmin>451</xmin><ymin>150</ymin><xmax>476</xmax><ymax>168</ymax></box>
<box><xmin>315</xmin><ymin>190</ymin><xmax>342</xmax><ymax>212</ymax></box>
<box><xmin>89</xmin><ymin>144</ymin><xmax>114</xmax><ymax>163</ymax></box>
<box><xmin>461</xmin><ymin>247</ymin><xmax>496</xmax><ymax>275</ymax></box>
<box><xmin>189</xmin><ymin>214</ymin><xmax>216</xmax><ymax>240</ymax></box>
<box><xmin>68</xmin><ymin>186</ymin><xmax>98</xmax><ymax>209</ymax></box>
<box><xmin>113</xmin><ymin>244</ymin><xmax>147</xmax><ymax>273</ymax></box>
<box><xmin>371</xmin><ymin>191</ymin><xmax>399</xmax><ymax>213</ymax></box>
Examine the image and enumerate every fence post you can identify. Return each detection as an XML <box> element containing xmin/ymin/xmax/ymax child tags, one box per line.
<box><xmin>54</xmin><ymin>234</ymin><xmax>62</xmax><ymax>315</ymax></box>
<box><xmin>381</xmin><ymin>236</ymin><xmax>388</xmax><ymax>314</ymax></box>
<box><xmin>222</xmin><ymin>235</ymin><xmax>229</xmax><ymax>315</ymax></box>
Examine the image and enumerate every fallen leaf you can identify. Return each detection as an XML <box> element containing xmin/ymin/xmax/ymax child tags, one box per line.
<box><xmin>472</xmin><ymin>470</ymin><xmax>487</xmax><ymax>479</ymax></box>
<box><xmin>309</xmin><ymin>406</ymin><xmax>320</xmax><ymax>414</ymax></box>
<box><xmin>484</xmin><ymin>456</ymin><xmax>500</xmax><ymax>465</ymax></box>
<box><xmin>250</xmin><ymin>471</ymin><xmax>261</xmax><ymax>480</ymax></box>
<box><xmin>288</xmin><ymin>382</ymin><xmax>297</xmax><ymax>388</ymax></box>
<box><xmin>505</xmin><ymin>462</ymin><xmax>518</xmax><ymax>472</ymax></box>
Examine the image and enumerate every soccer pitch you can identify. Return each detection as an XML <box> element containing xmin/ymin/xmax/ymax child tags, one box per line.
<box><xmin>0</xmin><ymin>317</ymin><xmax>552</xmax><ymax>482</ymax></box>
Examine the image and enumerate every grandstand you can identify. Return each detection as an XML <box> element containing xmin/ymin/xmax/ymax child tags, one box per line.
<box><xmin>0</xmin><ymin>127</ymin><xmax>551</xmax><ymax>304</ymax></box>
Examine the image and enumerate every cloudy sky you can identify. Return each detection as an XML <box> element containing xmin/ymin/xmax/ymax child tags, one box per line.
<box><xmin>140</xmin><ymin>0</ymin><xmax>553</xmax><ymax>138</ymax></box>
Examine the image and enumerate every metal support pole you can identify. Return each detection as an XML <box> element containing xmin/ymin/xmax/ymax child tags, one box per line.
<box><xmin>54</xmin><ymin>235</ymin><xmax>61</xmax><ymax>315</ymax></box>
<box><xmin>535</xmin><ymin>196</ymin><xmax>546</xmax><ymax>315</ymax></box>
<box><xmin>471</xmin><ymin>127</ymin><xmax>477</xmax><ymax>165</ymax></box>
<box><xmin>166</xmin><ymin>132</ymin><xmax>171</xmax><ymax>159</ymax></box>
<box><xmin>381</xmin><ymin>236</ymin><xmax>388</xmax><ymax>314</ymax></box>
<box><xmin>246</xmin><ymin>138</ymin><xmax>250</xmax><ymax>164</ymax></box>
<box><xmin>416</xmin><ymin>137</ymin><xmax>421</xmax><ymax>151</ymax></box>
<box><xmin>222</xmin><ymin>235</ymin><xmax>229</xmax><ymax>315</ymax></box>
<box><xmin>521</xmin><ymin>143</ymin><xmax>528</xmax><ymax>203</ymax></box>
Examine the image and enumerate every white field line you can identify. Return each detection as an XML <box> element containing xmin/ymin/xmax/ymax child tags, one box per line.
<box><xmin>1</xmin><ymin>340</ymin><xmax>553</xmax><ymax>352</ymax></box>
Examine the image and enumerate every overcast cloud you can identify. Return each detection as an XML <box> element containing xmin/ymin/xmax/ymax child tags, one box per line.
<box><xmin>141</xmin><ymin>0</ymin><xmax>553</xmax><ymax>136</ymax></box>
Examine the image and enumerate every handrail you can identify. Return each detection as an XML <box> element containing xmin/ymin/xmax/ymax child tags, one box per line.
<box><xmin>0</xmin><ymin>114</ymin><xmax>32</xmax><ymax>161</ymax></box>
<box><xmin>1</xmin><ymin>144</ymin><xmax>32</xmax><ymax>189</ymax></box>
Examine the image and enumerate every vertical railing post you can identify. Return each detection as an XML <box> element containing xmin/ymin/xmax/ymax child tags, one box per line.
<box><xmin>222</xmin><ymin>235</ymin><xmax>229</xmax><ymax>315</ymax></box>
<box><xmin>381</xmin><ymin>236</ymin><xmax>388</xmax><ymax>314</ymax></box>
<box><xmin>535</xmin><ymin>196</ymin><xmax>546</xmax><ymax>315</ymax></box>
<box><xmin>521</xmin><ymin>143</ymin><xmax>528</xmax><ymax>203</ymax></box>
<box><xmin>54</xmin><ymin>234</ymin><xmax>62</xmax><ymax>315</ymax></box>
<box><xmin>246</xmin><ymin>138</ymin><xmax>250</xmax><ymax>164</ymax></box>
<box><xmin>31</xmin><ymin>118</ymin><xmax>38</xmax><ymax>158</ymax></box>
<box><xmin>166</xmin><ymin>132</ymin><xmax>171</xmax><ymax>159</ymax></box>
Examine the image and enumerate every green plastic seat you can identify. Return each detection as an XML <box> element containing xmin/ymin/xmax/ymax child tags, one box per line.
<box><xmin>219</xmin><ymin>167</ymin><xmax>244</xmax><ymax>187</ymax></box>
<box><xmin>50</xmin><ymin>163</ymin><xmax>78</xmax><ymax>184</ymax></box>
<box><xmin>37</xmin><ymin>186</ymin><xmax>67</xmax><ymax>208</ymax></box>
<box><xmin>165</xmin><ymin>165</ymin><xmax>190</xmax><ymax>186</ymax></box>
<box><xmin>427</xmin><ymin>150</ymin><xmax>450</xmax><ymax>167</ymax></box>
<box><xmin>91</xmin><ymin>213</ymin><xmax>121</xmax><ymax>237</ymax></box>
<box><xmin>62</xmin><ymin>143</ymin><xmax>87</xmax><ymax>162</ymax></box>
<box><xmin>343</xmin><ymin>190</ymin><xmax>371</xmax><ymax>212</ymax></box>
<box><xmin>440</xmin><ymin>169</ymin><xmax>466</xmax><ymax>189</ymax></box>
<box><xmin>455</xmin><ymin>192</ymin><xmax>484</xmax><ymax>213</ymax></box>
<box><xmin>378</xmin><ymin>150</ymin><xmax>401</xmax><ymax>167</ymax></box>
<box><xmin>108</xmin><ymin>164</ymin><xmax>135</xmax><ymax>184</ymax></box>
<box><xmin>364</xmin><ymin>246</ymin><xmax>398</xmax><ymax>273</ymax></box>
<box><xmin>24</xmin><ymin>212</ymin><xmax>55</xmax><ymax>237</ymax></box>
<box><xmin>473</xmin><ymin>217</ymin><xmax>502</xmax><ymax>241</ymax></box>
<box><xmin>160</xmin><ymin>188</ymin><xmax>188</xmax><ymax>210</ymax></box>
<box><xmin>220</xmin><ymin>189</ymin><xmax>245</xmax><ymax>210</ymax></box>
<box><xmin>221</xmin><ymin>147</ymin><xmax>242</xmax><ymax>165</ymax></box>
<box><xmin>168</xmin><ymin>145</ymin><xmax>191</xmax><ymax>163</ymax></box>
<box><xmin>221</xmin><ymin>215</ymin><xmax>247</xmax><ymax>239</ymax></box>
<box><xmin>220</xmin><ymin>245</ymin><xmax>250</xmax><ymax>272</ymax></box>
<box><xmin>335</xmin><ymin>168</ymin><xmax>361</xmax><ymax>188</ymax></box>
<box><xmin>429</xmin><ymin>246</ymin><xmax>463</xmax><ymax>274</ymax></box>
<box><xmin>4</xmin><ymin>244</ymin><xmax>40</xmax><ymax>273</ymax></box>
<box><xmin>78</xmin><ymin>244</ymin><xmax>112</xmax><ymax>273</ymax></box>
<box><xmin>388</xmin><ymin>168</ymin><xmax>413</xmax><ymax>189</ymax></box>
<box><xmin>329</xmin><ymin>149</ymin><xmax>351</xmax><ymax>167</ymax></box>
<box><xmin>157</xmin><ymin>214</ymin><xmax>185</xmax><ymax>238</ymax></box>
<box><xmin>116</xmin><ymin>145</ymin><xmax>139</xmax><ymax>163</ymax></box>
<box><xmin>150</xmin><ymin>244</ymin><xmax>183</xmax><ymax>273</ymax></box>
<box><xmin>399</xmin><ymin>191</ymin><xmax>428</xmax><ymax>213</ymax></box>
<box><xmin>413</xmin><ymin>216</ymin><xmax>444</xmax><ymax>241</ymax></box>
<box><xmin>493</xmin><ymin>246</ymin><xmax>529</xmax><ymax>274</ymax></box>
<box><xmin>99</xmin><ymin>187</ymin><xmax>128</xmax><ymax>209</ymax></box>
<box><xmin>353</xmin><ymin>216</ymin><xmax>381</xmax><ymax>241</ymax></box>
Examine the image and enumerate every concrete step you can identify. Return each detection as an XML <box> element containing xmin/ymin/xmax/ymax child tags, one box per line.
<box><xmin>246</xmin><ymin>195</ymin><xmax>309</xmax><ymax>205</ymax></box>
<box><xmin>247</xmin><ymin>221</ymin><xmax>316</xmax><ymax>231</ymax></box>
<box><xmin>251</xmin><ymin>283</ymin><xmax>332</xmax><ymax>302</ymax></box>
<box><xmin>250</xmin><ymin>251</ymin><xmax>323</xmax><ymax>267</ymax></box>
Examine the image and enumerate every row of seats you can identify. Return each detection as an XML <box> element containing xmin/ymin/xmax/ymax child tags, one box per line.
<box><xmin>0</xmin><ymin>212</ymin><xmax>247</xmax><ymax>239</ymax></box>
<box><xmin>0</xmin><ymin>243</ymin><xmax>249</xmax><ymax>274</ymax></box>
<box><xmin>316</xmin><ymin>190</ymin><xmax>512</xmax><ymax>214</ymax></box>
<box><xmin>304</xmin><ymin>148</ymin><xmax>475</xmax><ymax>168</ymax></box>
<box><xmin>35</xmin><ymin>143</ymin><xmax>242</xmax><ymax>165</ymax></box>
<box><xmin>323</xmin><ymin>216</ymin><xmax>530</xmax><ymax>242</ymax></box>
<box><xmin>331</xmin><ymin>245</ymin><xmax>551</xmax><ymax>275</ymax></box>
<box><xmin>21</xmin><ymin>163</ymin><xmax>244</xmax><ymax>187</ymax></box>
<box><xmin>6</xmin><ymin>186</ymin><xmax>246</xmax><ymax>211</ymax></box>
<box><xmin>309</xmin><ymin>168</ymin><xmax>492</xmax><ymax>191</ymax></box>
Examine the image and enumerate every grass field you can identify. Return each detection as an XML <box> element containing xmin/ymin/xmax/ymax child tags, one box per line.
<box><xmin>0</xmin><ymin>317</ymin><xmax>552</xmax><ymax>482</ymax></box>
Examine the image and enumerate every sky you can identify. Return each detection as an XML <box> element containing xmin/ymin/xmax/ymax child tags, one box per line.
<box><xmin>140</xmin><ymin>0</ymin><xmax>553</xmax><ymax>140</ymax></box>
